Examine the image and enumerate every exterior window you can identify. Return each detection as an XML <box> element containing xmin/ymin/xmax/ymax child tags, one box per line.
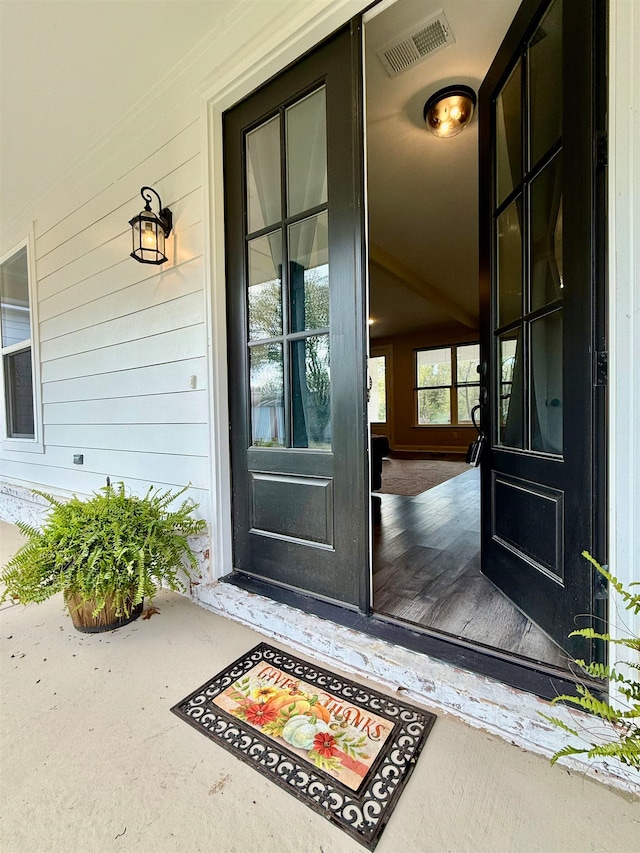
<box><xmin>0</xmin><ymin>241</ymin><xmax>39</xmax><ymax>444</ymax></box>
<box><xmin>416</xmin><ymin>343</ymin><xmax>480</xmax><ymax>425</ymax></box>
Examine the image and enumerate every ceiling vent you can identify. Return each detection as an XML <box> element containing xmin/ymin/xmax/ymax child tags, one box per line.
<box><xmin>376</xmin><ymin>11</ymin><xmax>455</xmax><ymax>78</ymax></box>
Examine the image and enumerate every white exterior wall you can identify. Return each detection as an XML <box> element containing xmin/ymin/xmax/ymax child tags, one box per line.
<box><xmin>0</xmin><ymin>0</ymin><xmax>638</xmax><ymax>785</ymax></box>
<box><xmin>0</xmin><ymin>0</ymin><xmax>313</xmax><ymax>550</ymax></box>
<box><xmin>0</xmin><ymin>86</ymin><xmax>209</xmax><ymax>511</ymax></box>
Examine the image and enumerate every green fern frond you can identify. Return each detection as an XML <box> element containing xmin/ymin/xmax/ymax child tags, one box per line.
<box><xmin>541</xmin><ymin>552</ymin><xmax>640</xmax><ymax>774</ymax></box>
<box><xmin>14</xmin><ymin>520</ymin><xmax>41</xmax><ymax>539</ymax></box>
<box><xmin>586</xmin><ymin>739</ymin><xmax>640</xmax><ymax>769</ymax></box>
<box><xmin>551</xmin><ymin>690</ymin><xmax>620</xmax><ymax>722</ymax></box>
<box><xmin>549</xmin><ymin>744</ymin><xmax>588</xmax><ymax>766</ymax></box>
<box><xmin>569</xmin><ymin>628</ymin><xmax>640</xmax><ymax>651</ymax></box>
<box><xmin>573</xmin><ymin>660</ymin><xmax>616</xmax><ymax>681</ymax></box>
<box><xmin>539</xmin><ymin>714</ymin><xmax>580</xmax><ymax>737</ymax></box>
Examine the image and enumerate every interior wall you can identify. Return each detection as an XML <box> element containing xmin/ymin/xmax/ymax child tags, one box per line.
<box><xmin>372</xmin><ymin>325</ymin><xmax>478</xmax><ymax>453</ymax></box>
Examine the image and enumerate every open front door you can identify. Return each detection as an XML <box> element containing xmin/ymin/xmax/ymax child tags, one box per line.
<box><xmin>224</xmin><ymin>23</ymin><xmax>368</xmax><ymax>609</ymax></box>
<box><xmin>479</xmin><ymin>0</ymin><xmax>604</xmax><ymax>659</ymax></box>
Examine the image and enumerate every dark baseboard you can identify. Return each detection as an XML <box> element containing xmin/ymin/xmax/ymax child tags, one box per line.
<box><xmin>389</xmin><ymin>450</ymin><xmax>466</xmax><ymax>461</ymax></box>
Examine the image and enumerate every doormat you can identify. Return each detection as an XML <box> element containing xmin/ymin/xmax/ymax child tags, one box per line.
<box><xmin>171</xmin><ymin>643</ymin><xmax>436</xmax><ymax>850</ymax></box>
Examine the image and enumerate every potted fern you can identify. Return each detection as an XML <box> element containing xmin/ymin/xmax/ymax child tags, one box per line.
<box><xmin>542</xmin><ymin>552</ymin><xmax>640</xmax><ymax>771</ymax></box>
<box><xmin>0</xmin><ymin>481</ymin><xmax>207</xmax><ymax>632</ymax></box>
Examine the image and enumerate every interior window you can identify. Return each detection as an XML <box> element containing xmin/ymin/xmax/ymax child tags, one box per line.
<box><xmin>368</xmin><ymin>355</ymin><xmax>387</xmax><ymax>423</ymax></box>
<box><xmin>415</xmin><ymin>344</ymin><xmax>480</xmax><ymax>426</ymax></box>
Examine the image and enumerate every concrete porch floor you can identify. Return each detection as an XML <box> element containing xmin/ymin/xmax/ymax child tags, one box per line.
<box><xmin>0</xmin><ymin>521</ymin><xmax>638</xmax><ymax>853</ymax></box>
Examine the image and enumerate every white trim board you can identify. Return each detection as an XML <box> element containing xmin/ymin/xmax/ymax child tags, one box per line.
<box><xmin>608</xmin><ymin>0</ymin><xmax>640</xmax><ymax>680</ymax></box>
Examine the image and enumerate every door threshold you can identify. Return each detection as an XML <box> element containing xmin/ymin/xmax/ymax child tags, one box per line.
<box><xmin>221</xmin><ymin>570</ymin><xmax>598</xmax><ymax>700</ymax></box>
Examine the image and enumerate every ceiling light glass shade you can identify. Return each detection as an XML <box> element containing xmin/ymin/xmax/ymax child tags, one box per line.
<box><xmin>423</xmin><ymin>85</ymin><xmax>477</xmax><ymax>138</ymax></box>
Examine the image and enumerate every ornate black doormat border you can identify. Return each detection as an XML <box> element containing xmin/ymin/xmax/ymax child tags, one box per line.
<box><xmin>171</xmin><ymin>643</ymin><xmax>436</xmax><ymax>850</ymax></box>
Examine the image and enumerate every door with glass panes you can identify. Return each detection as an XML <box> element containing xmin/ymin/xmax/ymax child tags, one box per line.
<box><xmin>479</xmin><ymin>0</ymin><xmax>605</xmax><ymax>660</ymax></box>
<box><xmin>224</xmin><ymin>23</ymin><xmax>368</xmax><ymax>608</ymax></box>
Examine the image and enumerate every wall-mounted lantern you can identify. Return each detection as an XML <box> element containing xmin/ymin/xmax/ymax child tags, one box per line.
<box><xmin>129</xmin><ymin>186</ymin><xmax>173</xmax><ymax>265</ymax></box>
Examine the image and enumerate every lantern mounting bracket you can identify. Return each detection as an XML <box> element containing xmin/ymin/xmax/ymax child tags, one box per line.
<box><xmin>140</xmin><ymin>186</ymin><xmax>173</xmax><ymax>237</ymax></box>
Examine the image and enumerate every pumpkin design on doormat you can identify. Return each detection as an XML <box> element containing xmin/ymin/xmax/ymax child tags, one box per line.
<box><xmin>214</xmin><ymin>661</ymin><xmax>395</xmax><ymax>791</ymax></box>
<box><xmin>172</xmin><ymin>643</ymin><xmax>436</xmax><ymax>850</ymax></box>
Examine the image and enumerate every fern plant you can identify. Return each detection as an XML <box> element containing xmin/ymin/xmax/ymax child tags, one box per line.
<box><xmin>541</xmin><ymin>552</ymin><xmax>640</xmax><ymax>771</ymax></box>
<box><xmin>1</xmin><ymin>482</ymin><xmax>207</xmax><ymax>621</ymax></box>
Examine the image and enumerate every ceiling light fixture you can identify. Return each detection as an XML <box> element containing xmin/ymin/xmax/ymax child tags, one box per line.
<box><xmin>423</xmin><ymin>85</ymin><xmax>476</xmax><ymax>138</ymax></box>
<box><xmin>129</xmin><ymin>186</ymin><xmax>173</xmax><ymax>265</ymax></box>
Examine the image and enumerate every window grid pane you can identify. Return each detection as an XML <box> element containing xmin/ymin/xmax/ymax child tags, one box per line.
<box><xmin>416</xmin><ymin>344</ymin><xmax>480</xmax><ymax>426</ymax></box>
<box><xmin>416</xmin><ymin>348</ymin><xmax>452</xmax><ymax>388</ymax></box>
<box><xmin>418</xmin><ymin>388</ymin><xmax>451</xmax><ymax>425</ymax></box>
<box><xmin>0</xmin><ymin>246</ymin><xmax>30</xmax><ymax>348</ymax></box>
<box><xmin>4</xmin><ymin>346</ymin><xmax>34</xmax><ymax>438</ymax></box>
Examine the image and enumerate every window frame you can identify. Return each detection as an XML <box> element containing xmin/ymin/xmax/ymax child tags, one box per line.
<box><xmin>0</xmin><ymin>234</ymin><xmax>44</xmax><ymax>452</ymax></box>
<box><xmin>415</xmin><ymin>342</ymin><xmax>480</xmax><ymax>427</ymax></box>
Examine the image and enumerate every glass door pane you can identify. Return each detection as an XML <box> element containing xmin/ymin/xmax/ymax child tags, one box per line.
<box><xmin>248</xmin><ymin>232</ymin><xmax>282</xmax><ymax>340</ymax></box>
<box><xmin>529</xmin><ymin>0</ymin><xmax>563</xmax><ymax>167</ymax></box>
<box><xmin>531</xmin><ymin>310</ymin><xmax>562</xmax><ymax>453</ymax></box>
<box><xmin>246</xmin><ymin>116</ymin><xmax>281</xmax><ymax>233</ymax></box>
<box><xmin>497</xmin><ymin>330</ymin><xmax>523</xmax><ymax>448</ymax></box>
<box><xmin>497</xmin><ymin>197</ymin><xmax>523</xmax><ymax>326</ymax></box>
<box><xmin>250</xmin><ymin>344</ymin><xmax>284</xmax><ymax>447</ymax></box>
<box><xmin>530</xmin><ymin>153</ymin><xmax>563</xmax><ymax>310</ymax></box>
<box><xmin>286</xmin><ymin>87</ymin><xmax>328</xmax><ymax>216</ymax></box>
<box><xmin>495</xmin><ymin>60</ymin><xmax>522</xmax><ymax>206</ymax></box>
<box><xmin>291</xmin><ymin>335</ymin><xmax>331</xmax><ymax>449</ymax></box>
<box><xmin>288</xmin><ymin>212</ymin><xmax>329</xmax><ymax>334</ymax></box>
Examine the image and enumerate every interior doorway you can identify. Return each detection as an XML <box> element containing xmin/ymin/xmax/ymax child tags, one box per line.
<box><xmin>365</xmin><ymin>0</ymin><xmax>568</xmax><ymax>670</ymax></box>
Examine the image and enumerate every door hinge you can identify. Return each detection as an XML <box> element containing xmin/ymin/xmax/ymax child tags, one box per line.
<box><xmin>595</xmin><ymin>349</ymin><xmax>607</xmax><ymax>386</ymax></box>
<box><xmin>594</xmin><ymin>567</ymin><xmax>608</xmax><ymax>599</ymax></box>
<box><xmin>596</xmin><ymin>132</ymin><xmax>608</xmax><ymax>168</ymax></box>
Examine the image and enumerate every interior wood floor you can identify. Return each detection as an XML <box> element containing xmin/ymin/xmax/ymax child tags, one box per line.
<box><xmin>372</xmin><ymin>466</ymin><xmax>568</xmax><ymax>669</ymax></box>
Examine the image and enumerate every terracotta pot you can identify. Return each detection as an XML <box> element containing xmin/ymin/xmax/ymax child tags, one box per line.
<box><xmin>64</xmin><ymin>590</ymin><xmax>143</xmax><ymax>633</ymax></box>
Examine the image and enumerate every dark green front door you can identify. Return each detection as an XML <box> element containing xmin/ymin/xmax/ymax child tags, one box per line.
<box><xmin>224</xmin><ymin>23</ymin><xmax>368</xmax><ymax>609</ymax></box>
